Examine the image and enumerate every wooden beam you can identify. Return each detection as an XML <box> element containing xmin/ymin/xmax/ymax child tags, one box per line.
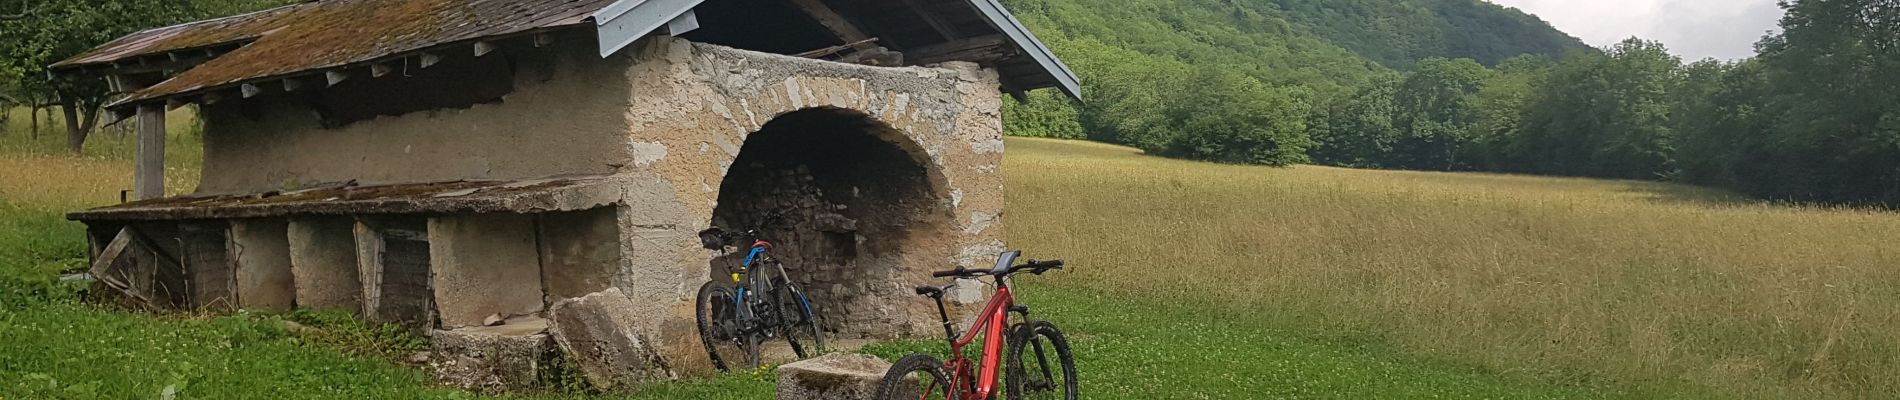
<box><xmin>201</xmin><ymin>92</ymin><xmax>224</xmax><ymax>105</ymax></box>
<box><xmin>789</xmin><ymin>0</ymin><xmax>870</xmax><ymax>42</ymax></box>
<box><xmin>907</xmin><ymin>34</ymin><xmax>1013</xmax><ymax>66</ymax></box>
<box><xmin>283</xmin><ymin>77</ymin><xmax>305</xmax><ymax>92</ymax></box>
<box><xmin>240</xmin><ymin>83</ymin><xmax>263</xmax><ymax>98</ymax></box>
<box><xmin>900</xmin><ymin>0</ymin><xmax>960</xmax><ymax>40</ymax></box>
<box><xmin>165</xmin><ymin>98</ymin><xmax>188</xmax><ymax>111</ymax></box>
<box><xmin>473</xmin><ymin>41</ymin><xmax>497</xmax><ymax>57</ymax></box>
<box><xmin>533</xmin><ymin>33</ymin><xmax>555</xmax><ymax>48</ymax></box>
<box><xmin>325</xmin><ymin>70</ymin><xmax>349</xmax><ymax>86</ymax></box>
<box><xmin>418</xmin><ymin>52</ymin><xmax>441</xmax><ymax>69</ymax></box>
<box><xmin>370</xmin><ymin>62</ymin><xmax>393</xmax><ymax>78</ymax></box>
<box><xmin>134</xmin><ymin>104</ymin><xmax>166</xmax><ymax>200</ymax></box>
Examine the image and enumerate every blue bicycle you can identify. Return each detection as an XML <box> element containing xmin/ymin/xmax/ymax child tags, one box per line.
<box><xmin>694</xmin><ymin>226</ymin><xmax>826</xmax><ymax>371</ymax></box>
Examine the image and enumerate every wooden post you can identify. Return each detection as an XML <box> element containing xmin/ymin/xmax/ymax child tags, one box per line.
<box><xmin>134</xmin><ymin>104</ymin><xmax>165</xmax><ymax>200</ymax></box>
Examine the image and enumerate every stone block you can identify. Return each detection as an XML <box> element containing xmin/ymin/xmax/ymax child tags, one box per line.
<box><xmin>548</xmin><ymin>288</ymin><xmax>668</xmax><ymax>391</ymax></box>
<box><xmin>428</xmin><ymin>317</ymin><xmax>554</xmax><ymax>393</ymax></box>
<box><xmin>776</xmin><ymin>353</ymin><xmax>906</xmax><ymax>400</ymax></box>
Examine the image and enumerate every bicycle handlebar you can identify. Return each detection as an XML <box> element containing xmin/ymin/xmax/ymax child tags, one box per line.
<box><xmin>931</xmin><ymin>259</ymin><xmax>1065</xmax><ymax>278</ymax></box>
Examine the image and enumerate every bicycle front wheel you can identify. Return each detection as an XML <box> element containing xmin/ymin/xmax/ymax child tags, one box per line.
<box><xmin>1006</xmin><ymin>320</ymin><xmax>1077</xmax><ymax>400</ymax></box>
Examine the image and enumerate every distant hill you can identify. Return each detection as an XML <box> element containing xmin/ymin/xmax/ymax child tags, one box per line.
<box><xmin>1262</xmin><ymin>0</ymin><xmax>1591</xmax><ymax>68</ymax></box>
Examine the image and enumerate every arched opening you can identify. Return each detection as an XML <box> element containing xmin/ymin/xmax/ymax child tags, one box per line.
<box><xmin>710</xmin><ymin>107</ymin><xmax>949</xmax><ymax>337</ymax></box>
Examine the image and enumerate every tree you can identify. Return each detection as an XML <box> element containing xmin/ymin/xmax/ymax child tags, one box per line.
<box><xmin>0</xmin><ymin>0</ymin><xmax>294</xmax><ymax>153</ymax></box>
<box><xmin>1746</xmin><ymin>0</ymin><xmax>1900</xmax><ymax>203</ymax></box>
<box><xmin>1163</xmin><ymin>68</ymin><xmax>1313</xmax><ymax>165</ymax></box>
<box><xmin>1511</xmin><ymin>38</ymin><xmax>1681</xmax><ymax>179</ymax></box>
<box><xmin>1391</xmin><ymin>57</ymin><xmax>1488</xmax><ymax>170</ymax></box>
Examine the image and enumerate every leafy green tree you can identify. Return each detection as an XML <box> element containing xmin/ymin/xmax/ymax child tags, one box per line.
<box><xmin>0</xmin><ymin>0</ymin><xmax>293</xmax><ymax>152</ymax></box>
<box><xmin>1391</xmin><ymin>57</ymin><xmax>1488</xmax><ymax>170</ymax></box>
<box><xmin>1163</xmin><ymin>69</ymin><xmax>1313</xmax><ymax>165</ymax></box>
<box><xmin>1745</xmin><ymin>0</ymin><xmax>1900</xmax><ymax>203</ymax></box>
<box><xmin>1512</xmin><ymin>39</ymin><xmax>1681</xmax><ymax>179</ymax></box>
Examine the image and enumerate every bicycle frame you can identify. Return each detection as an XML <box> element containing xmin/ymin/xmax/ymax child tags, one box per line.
<box><xmin>933</xmin><ymin>282</ymin><xmax>1016</xmax><ymax>400</ymax></box>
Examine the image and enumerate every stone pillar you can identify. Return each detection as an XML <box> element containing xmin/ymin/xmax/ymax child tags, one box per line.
<box><xmin>231</xmin><ymin>219</ymin><xmax>294</xmax><ymax>312</ymax></box>
<box><xmin>287</xmin><ymin>217</ymin><xmax>361</xmax><ymax>312</ymax></box>
<box><xmin>429</xmin><ymin>213</ymin><xmax>545</xmax><ymax>328</ymax></box>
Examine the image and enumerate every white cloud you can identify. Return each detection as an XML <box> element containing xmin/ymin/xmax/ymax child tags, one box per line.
<box><xmin>1486</xmin><ymin>0</ymin><xmax>1785</xmax><ymax>60</ymax></box>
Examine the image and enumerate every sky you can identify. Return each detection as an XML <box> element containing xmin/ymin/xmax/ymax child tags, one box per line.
<box><xmin>1485</xmin><ymin>0</ymin><xmax>1787</xmax><ymax>61</ymax></box>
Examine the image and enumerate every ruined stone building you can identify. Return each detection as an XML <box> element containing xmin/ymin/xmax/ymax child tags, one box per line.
<box><xmin>53</xmin><ymin>0</ymin><xmax>1077</xmax><ymax>390</ymax></box>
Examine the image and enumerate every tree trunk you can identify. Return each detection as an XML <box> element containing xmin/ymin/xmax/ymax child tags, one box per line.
<box><xmin>60</xmin><ymin>95</ymin><xmax>92</xmax><ymax>154</ymax></box>
<box><xmin>29</xmin><ymin>105</ymin><xmax>39</xmax><ymax>139</ymax></box>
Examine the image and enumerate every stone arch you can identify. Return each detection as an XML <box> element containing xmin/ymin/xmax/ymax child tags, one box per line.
<box><xmin>709</xmin><ymin>106</ymin><xmax>955</xmax><ymax>337</ymax></box>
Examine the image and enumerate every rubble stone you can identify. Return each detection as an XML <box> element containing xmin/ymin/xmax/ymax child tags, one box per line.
<box><xmin>428</xmin><ymin>318</ymin><xmax>554</xmax><ymax>393</ymax></box>
<box><xmin>776</xmin><ymin>353</ymin><xmax>907</xmax><ymax>400</ymax></box>
<box><xmin>548</xmin><ymin>288</ymin><xmax>669</xmax><ymax>391</ymax></box>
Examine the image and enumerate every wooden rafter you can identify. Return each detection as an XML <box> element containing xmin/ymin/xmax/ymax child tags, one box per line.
<box><xmin>788</xmin><ymin>0</ymin><xmax>870</xmax><ymax>42</ymax></box>
<box><xmin>900</xmin><ymin>0</ymin><xmax>961</xmax><ymax>40</ymax></box>
<box><xmin>907</xmin><ymin>34</ymin><xmax>1013</xmax><ymax>66</ymax></box>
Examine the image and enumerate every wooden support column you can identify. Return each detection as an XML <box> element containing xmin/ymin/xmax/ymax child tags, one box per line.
<box><xmin>134</xmin><ymin>104</ymin><xmax>166</xmax><ymax>200</ymax></box>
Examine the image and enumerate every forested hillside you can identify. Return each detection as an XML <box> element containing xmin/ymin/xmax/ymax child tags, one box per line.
<box><xmin>1006</xmin><ymin>0</ymin><xmax>1900</xmax><ymax>206</ymax></box>
<box><xmin>998</xmin><ymin>0</ymin><xmax>1582</xmax><ymax>165</ymax></box>
<box><xmin>1266</xmin><ymin>0</ymin><xmax>1590</xmax><ymax>68</ymax></box>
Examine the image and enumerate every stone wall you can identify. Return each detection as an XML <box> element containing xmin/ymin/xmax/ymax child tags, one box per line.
<box><xmin>601</xmin><ymin>37</ymin><xmax>1009</xmax><ymax>369</ymax></box>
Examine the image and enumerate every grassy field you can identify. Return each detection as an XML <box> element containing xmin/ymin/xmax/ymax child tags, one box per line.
<box><xmin>2</xmin><ymin>115</ymin><xmax>1896</xmax><ymax>398</ymax></box>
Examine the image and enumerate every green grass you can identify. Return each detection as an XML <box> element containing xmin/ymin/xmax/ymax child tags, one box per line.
<box><xmin>7</xmin><ymin>123</ymin><xmax>1886</xmax><ymax>398</ymax></box>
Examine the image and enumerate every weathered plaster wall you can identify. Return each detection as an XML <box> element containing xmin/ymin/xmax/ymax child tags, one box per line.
<box><xmin>538</xmin><ymin>207</ymin><xmax>622</xmax><ymax>301</ymax></box>
<box><xmin>194</xmin><ymin>40</ymin><xmax>640</xmax><ymax>195</ymax></box>
<box><xmin>287</xmin><ymin>217</ymin><xmax>361</xmax><ymax>311</ymax></box>
<box><xmin>430</xmin><ymin>213</ymin><xmax>547</xmax><ymax>328</ymax></box>
<box><xmin>230</xmin><ymin>219</ymin><xmax>294</xmax><ymax>312</ymax></box>
<box><xmin>597</xmin><ymin>37</ymin><xmax>1008</xmax><ymax>369</ymax></box>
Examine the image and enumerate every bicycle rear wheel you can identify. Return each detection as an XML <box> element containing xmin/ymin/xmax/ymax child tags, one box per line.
<box><xmin>694</xmin><ymin>281</ymin><xmax>749</xmax><ymax>372</ymax></box>
<box><xmin>1006</xmin><ymin>320</ymin><xmax>1077</xmax><ymax>400</ymax></box>
<box><xmin>876</xmin><ymin>354</ymin><xmax>954</xmax><ymax>400</ymax></box>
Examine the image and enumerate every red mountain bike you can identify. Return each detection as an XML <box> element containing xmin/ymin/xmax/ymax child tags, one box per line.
<box><xmin>875</xmin><ymin>250</ymin><xmax>1077</xmax><ymax>400</ymax></box>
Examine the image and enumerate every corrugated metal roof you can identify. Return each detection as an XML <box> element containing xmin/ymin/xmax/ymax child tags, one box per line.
<box><xmin>55</xmin><ymin>0</ymin><xmax>615</xmax><ymax>107</ymax></box>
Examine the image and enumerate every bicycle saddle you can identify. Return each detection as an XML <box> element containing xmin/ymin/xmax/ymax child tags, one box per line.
<box><xmin>914</xmin><ymin>284</ymin><xmax>950</xmax><ymax>298</ymax></box>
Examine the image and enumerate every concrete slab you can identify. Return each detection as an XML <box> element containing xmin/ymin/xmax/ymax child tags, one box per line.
<box><xmin>776</xmin><ymin>353</ymin><xmax>901</xmax><ymax>400</ymax></box>
<box><xmin>429</xmin><ymin>320</ymin><xmax>555</xmax><ymax>393</ymax></box>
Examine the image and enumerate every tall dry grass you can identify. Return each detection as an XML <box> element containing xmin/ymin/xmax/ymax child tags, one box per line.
<box><xmin>1004</xmin><ymin>138</ymin><xmax>1900</xmax><ymax>399</ymax></box>
<box><xmin>0</xmin><ymin>107</ymin><xmax>203</xmax><ymax>208</ymax></box>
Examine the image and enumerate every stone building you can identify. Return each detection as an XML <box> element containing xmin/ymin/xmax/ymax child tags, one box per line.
<box><xmin>53</xmin><ymin>0</ymin><xmax>1076</xmax><ymax>390</ymax></box>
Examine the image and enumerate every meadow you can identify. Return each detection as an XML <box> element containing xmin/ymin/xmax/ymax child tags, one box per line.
<box><xmin>2</xmin><ymin>112</ymin><xmax>1895</xmax><ymax>399</ymax></box>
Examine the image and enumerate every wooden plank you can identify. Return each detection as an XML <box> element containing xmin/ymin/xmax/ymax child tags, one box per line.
<box><xmin>473</xmin><ymin>41</ymin><xmax>497</xmax><ymax>57</ymax></box>
<box><xmin>88</xmin><ymin>227</ymin><xmax>135</xmax><ymax>288</ymax></box>
<box><xmin>789</xmin><ymin>0</ymin><xmax>870</xmax><ymax>42</ymax></box>
<box><xmin>906</xmin><ymin>34</ymin><xmax>1012</xmax><ymax>66</ymax></box>
<box><xmin>133</xmin><ymin>105</ymin><xmax>165</xmax><ymax>200</ymax></box>
<box><xmin>325</xmin><ymin>70</ymin><xmax>350</xmax><ymax>86</ymax></box>
<box><xmin>180</xmin><ymin>222</ymin><xmax>236</xmax><ymax>311</ymax></box>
